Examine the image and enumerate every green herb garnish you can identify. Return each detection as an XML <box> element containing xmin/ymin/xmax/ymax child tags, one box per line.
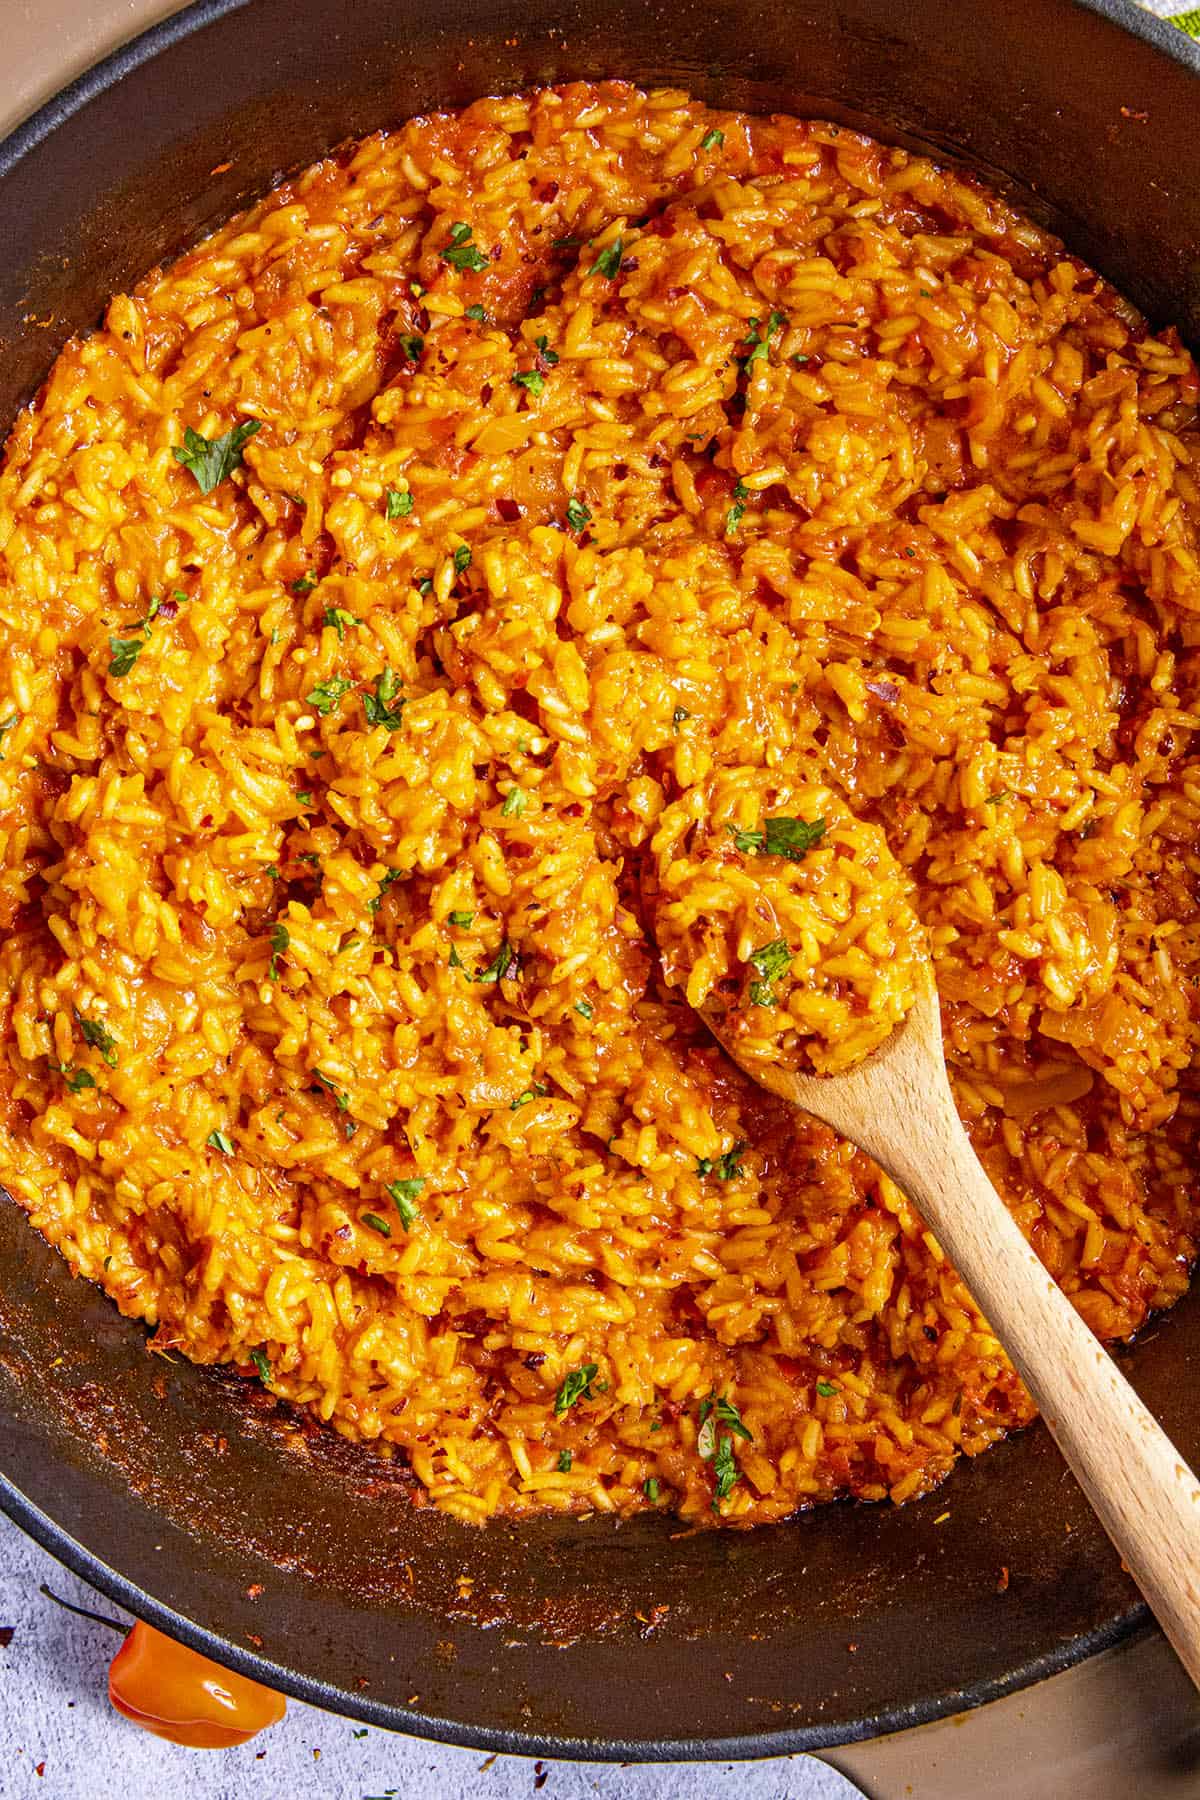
<box><xmin>292</xmin><ymin>574</ymin><xmax>318</xmax><ymax>597</ymax></box>
<box><xmin>362</xmin><ymin>1212</ymin><xmax>392</xmax><ymax>1238</ymax></box>
<box><xmin>312</xmin><ymin>1070</ymin><xmax>349</xmax><ymax>1112</ymax></box>
<box><xmin>173</xmin><ymin>419</ymin><xmax>261</xmax><ymax>493</ymax></box>
<box><xmin>565</xmin><ymin>496</ymin><xmax>591</xmax><ymax>532</ymax></box>
<box><xmin>207</xmin><ymin>1129</ymin><xmax>235</xmax><ymax>1155</ymax></box>
<box><xmin>440</xmin><ymin>221</ymin><xmax>489</xmax><ymax>273</ymax></box>
<box><xmin>557</xmin><ymin>1449</ymin><xmax>573</xmax><ymax>1473</ymax></box>
<box><xmin>108</xmin><ymin>636</ymin><xmax>144</xmax><ymax>678</ymax></box>
<box><xmin>730</xmin><ymin>815</ymin><xmax>827</xmax><ymax>861</ymax></box>
<box><xmin>324</xmin><ymin>606</ymin><xmax>361</xmax><ymax>641</ymax></box>
<box><xmin>554</xmin><ymin>1362</ymin><xmax>598</xmax><ymax>1414</ymax></box>
<box><xmin>574</xmin><ymin>998</ymin><xmax>593</xmax><ymax>1020</ymax></box>
<box><xmin>363</xmin><ymin>668</ymin><xmax>404</xmax><ymax>732</ymax></box>
<box><xmin>501</xmin><ymin>786</ymin><xmax>526</xmax><ymax>818</ymax></box>
<box><xmin>250</xmin><ymin>1348</ymin><xmax>272</xmax><ymax>1383</ymax></box>
<box><xmin>696</xmin><ymin>1140</ymin><xmax>746</xmax><ymax>1182</ymax></box>
<box><xmin>741</xmin><ymin>310</ymin><xmax>786</xmax><ymax>368</ymax></box>
<box><xmin>385</xmin><ymin>487</ymin><xmax>414</xmax><ymax>519</ymax></box>
<box><xmin>472</xmin><ymin>939</ymin><xmax>517</xmax><ymax>984</ymax></box>
<box><xmin>54</xmin><ymin>1064</ymin><xmax>96</xmax><ymax>1093</ymax></box>
<box><xmin>74</xmin><ymin>1009</ymin><xmax>118</xmax><ymax>1068</ymax></box>
<box><xmin>711</xmin><ymin>1433</ymin><xmax>739</xmax><ymax>1506</ymax></box>
<box><xmin>589</xmin><ymin>238</ymin><xmax>624</xmax><ymax>280</ymax></box>
<box><xmin>644</xmin><ymin>1477</ymin><xmax>661</xmax><ymax>1501</ymax></box>
<box><xmin>385</xmin><ymin>1177</ymin><xmax>425</xmax><ymax>1228</ymax></box>
<box><xmin>306</xmin><ymin>676</ymin><xmax>352</xmax><ymax>716</ymax></box>
<box><xmin>724</xmin><ymin>479</ymin><xmax>749</xmax><ymax>535</ymax></box>
<box><xmin>453</xmin><ymin>544</ymin><xmax>472</xmax><ymax>577</ymax></box>
<box><xmin>367</xmin><ymin>868</ymin><xmax>403</xmax><ymax>915</ymax></box>
<box><xmin>465</xmin><ymin>303</ymin><xmax>487</xmax><ymax>322</ymax></box>
<box><xmin>268</xmin><ymin>921</ymin><xmax>289</xmax><ymax>981</ymax></box>
<box><xmin>700</xmin><ymin>127</ymin><xmax>724</xmax><ymax>150</ymax></box>
<box><xmin>511</xmin><ymin>1083</ymin><xmax>548</xmax><ymax>1110</ymax></box>
<box><xmin>512</xmin><ymin>369</ymin><xmax>545</xmax><ymax>398</ymax></box>
<box><xmin>399</xmin><ymin>335</ymin><xmax>424</xmax><ymax>363</ymax></box>
<box><xmin>448</xmin><ymin>910</ymin><xmax>475</xmax><ymax>926</ymax></box>
<box><xmin>817</xmin><ymin>1379</ymin><xmax>838</xmax><ymax>1397</ymax></box>
<box><xmin>747</xmin><ymin>938</ymin><xmax>791</xmax><ymax>1006</ymax></box>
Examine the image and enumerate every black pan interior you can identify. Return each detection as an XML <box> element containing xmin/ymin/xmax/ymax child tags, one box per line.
<box><xmin>1</xmin><ymin>0</ymin><xmax>1199</xmax><ymax>1759</ymax></box>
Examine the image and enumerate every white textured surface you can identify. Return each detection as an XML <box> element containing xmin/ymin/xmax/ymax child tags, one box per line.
<box><xmin>0</xmin><ymin>1514</ymin><xmax>859</xmax><ymax>1799</ymax></box>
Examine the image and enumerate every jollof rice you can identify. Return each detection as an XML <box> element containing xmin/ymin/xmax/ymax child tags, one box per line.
<box><xmin>1</xmin><ymin>82</ymin><xmax>1198</xmax><ymax>1526</ymax></box>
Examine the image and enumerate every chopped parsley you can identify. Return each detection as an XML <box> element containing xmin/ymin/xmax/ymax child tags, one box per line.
<box><xmin>730</xmin><ymin>814</ymin><xmax>827</xmax><ymax>861</ymax></box>
<box><xmin>816</xmin><ymin>1379</ymin><xmax>838</xmax><ymax>1397</ymax></box>
<box><xmin>399</xmin><ymin>334</ymin><xmax>424</xmax><ymax>362</ymax></box>
<box><xmin>324</xmin><ymin>606</ymin><xmax>361</xmax><ymax>641</ymax></box>
<box><xmin>268</xmin><ymin>921</ymin><xmax>289</xmax><ymax>981</ymax></box>
<box><xmin>512</xmin><ymin>369</ymin><xmax>545</xmax><ymax>398</ymax></box>
<box><xmin>305</xmin><ymin>676</ymin><xmax>352</xmax><ymax>716</ymax></box>
<box><xmin>206</xmin><ymin>1129</ymin><xmax>235</xmax><ymax>1155</ymax></box>
<box><xmin>711</xmin><ymin>1432</ymin><xmax>740</xmax><ymax>1506</ymax></box>
<box><xmin>696</xmin><ymin>1140</ymin><xmax>746</xmax><ymax>1181</ymax></box>
<box><xmin>725</xmin><ymin>479</ymin><xmax>749</xmax><ymax>535</ymax></box>
<box><xmin>565</xmin><ymin>496</ymin><xmax>592</xmax><ymax>533</ymax></box>
<box><xmin>554</xmin><ymin>1362</ymin><xmax>598</xmax><ymax>1414</ymax></box>
<box><xmin>385</xmin><ymin>487</ymin><xmax>414</xmax><ymax>519</ymax></box>
<box><xmin>747</xmin><ymin>938</ymin><xmax>791</xmax><ymax>1006</ymax></box>
<box><xmin>700</xmin><ymin>126</ymin><xmax>724</xmax><ymax>150</ymax></box>
<box><xmin>367</xmin><ymin>869</ymin><xmax>399</xmax><ymax>914</ymax></box>
<box><xmin>574</xmin><ymin>998</ymin><xmax>594</xmax><ymax>1020</ymax></box>
<box><xmin>385</xmin><ymin>1177</ymin><xmax>425</xmax><ymax>1228</ymax></box>
<box><xmin>644</xmin><ymin>1477</ymin><xmax>661</xmax><ymax>1501</ymax></box>
<box><xmin>0</xmin><ymin>714</ymin><xmax>18</xmax><ymax>759</ymax></box>
<box><xmin>363</xmin><ymin>668</ymin><xmax>404</xmax><ymax>732</ymax></box>
<box><xmin>500</xmin><ymin>786</ymin><xmax>526</xmax><ymax>818</ymax></box>
<box><xmin>440</xmin><ymin>221</ymin><xmax>489</xmax><ymax>273</ymax></box>
<box><xmin>108</xmin><ymin>636</ymin><xmax>144</xmax><ymax>678</ymax></box>
<box><xmin>54</xmin><ymin>1063</ymin><xmax>96</xmax><ymax>1093</ymax></box>
<box><xmin>589</xmin><ymin>238</ymin><xmax>624</xmax><ymax>280</ymax></box>
<box><xmin>697</xmin><ymin>1394</ymin><xmax>753</xmax><ymax>1454</ymax></box>
<box><xmin>74</xmin><ymin>1008</ymin><xmax>118</xmax><ymax>1068</ymax></box>
<box><xmin>295</xmin><ymin>790</ymin><xmax>314</xmax><ymax>808</ymax></box>
<box><xmin>173</xmin><ymin>419</ymin><xmax>261</xmax><ymax>493</ymax></box>
<box><xmin>557</xmin><ymin>1449</ymin><xmax>573</xmax><ymax>1473</ymax></box>
<box><xmin>312</xmin><ymin>1070</ymin><xmax>350</xmax><ymax>1112</ymax></box>
<box><xmin>986</xmin><ymin>789</ymin><xmax>1014</xmax><ymax>807</ymax></box>
<box><xmin>250</xmin><ymin>1348</ymin><xmax>272</xmax><ymax>1383</ymax></box>
<box><xmin>511</xmin><ymin>1083</ymin><xmax>548</xmax><ymax>1110</ymax></box>
<box><xmin>453</xmin><ymin>544</ymin><xmax>472</xmax><ymax>578</ymax></box>
<box><xmin>448</xmin><ymin>910</ymin><xmax>475</xmax><ymax>926</ymax></box>
<box><xmin>741</xmin><ymin>310</ymin><xmax>786</xmax><ymax>368</ymax></box>
<box><xmin>264</xmin><ymin>864</ymin><xmax>279</xmax><ymax>880</ymax></box>
<box><xmin>362</xmin><ymin>1212</ymin><xmax>392</xmax><ymax>1238</ymax></box>
<box><xmin>292</xmin><ymin>574</ymin><xmax>318</xmax><ymax>597</ymax></box>
<box><xmin>472</xmin><ymin>939</ymin><xmax>517</xmax><ymax>984</ymax></box>
<box><xmin>465</xmin><ymin>303</ymin><xmax>487</xmax><ymax>323</ymax></box>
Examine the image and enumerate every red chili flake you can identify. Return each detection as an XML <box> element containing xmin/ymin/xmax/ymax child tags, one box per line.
<box><xmin>997</xmin><ymin>1565</ymin><xmax>1010</xmax><ymax>1592</ymax></box>
<box><xmin>35</xmin><ymin>1765</ymin><xmax>46</xmax><ymax>1778</ymax></box>
<box><xmin>199</xmin><ymin>813</ymin><xmax>214</xmax><ymax>829</ymax></box>
<box><xmin>496</xmin><ymin>497</ymin><xmax>522</xmax><ymax>523</ymax></box>
<box><xmin>0</xmin><ymin>1627</ymin><xmax>13</xmax><ymax>1647</ymax></box>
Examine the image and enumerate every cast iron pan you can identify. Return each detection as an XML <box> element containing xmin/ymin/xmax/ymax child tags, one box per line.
<box><xmin>1</xmin><ymin>0</ymin><xmax>1199</xmax><ymax>1760</ymax></box>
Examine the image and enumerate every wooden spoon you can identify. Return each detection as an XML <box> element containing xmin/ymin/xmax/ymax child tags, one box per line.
<box><xmin>706</xmin><ymin>968</ymin><xmax>1200</xmax><ymax>1690</ymax></box>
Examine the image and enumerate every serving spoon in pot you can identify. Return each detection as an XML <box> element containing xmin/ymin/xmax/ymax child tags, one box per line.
<box><xmin>699</xmin><ymin>964</ymin><xmax>1200</xmax><ymax>1690</ymax></box>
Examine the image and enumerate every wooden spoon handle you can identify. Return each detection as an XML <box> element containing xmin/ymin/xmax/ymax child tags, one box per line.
<box><xmin>877</xmin><ymin>1089</ymin><xmax>1200</xmax><ymax>1690</ymax></box>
